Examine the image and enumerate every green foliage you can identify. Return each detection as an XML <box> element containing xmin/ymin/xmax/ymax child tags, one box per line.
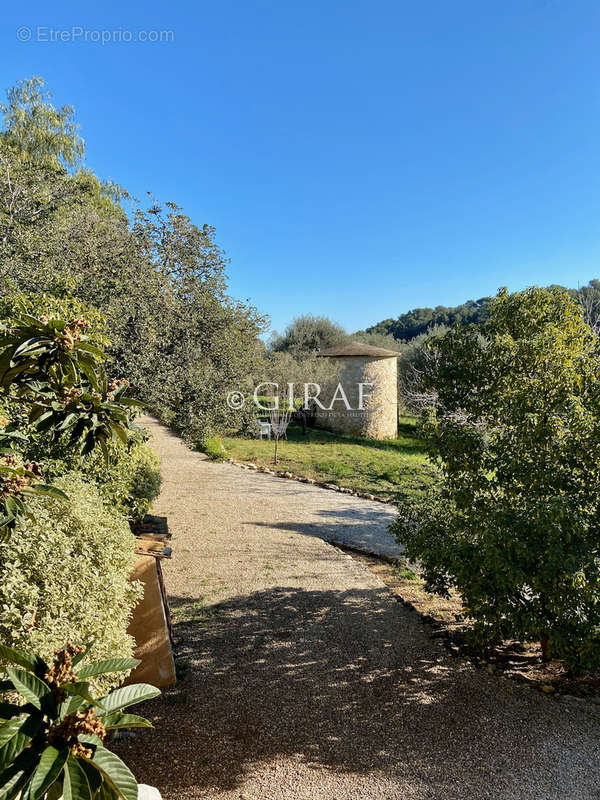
<box><xmin>0</xmin><ymin>304</ymin><xmax>144</xmax><ymax>539</ymax></box>
<box><xmin>0</xmin><ymin>78</ymin><xmax>267</xmax><ymax>445</ymax></box>
<box><xmin>367</xmin><ymin>297</ymin><xmax>491</xmax><ymax>341</ymax></box>
<box><xmin>269</xmin><ymin>314</ymin><xmax>347</xmax><ymax>358</ymax></box>
<box><xmin>366</xmin><ymin>279</ymin><xmax>600</xmax><ymax>344</ymax></box>
<box><xmin>0</xmin><ymin>76</ymin><xmax>84</xmax><ymax>168</ymax></box>
<box><xmin>0</xmin><ymin>642</ymin><xmax>159</xmax><ymax>800</ymax></box>
<box><xmin>350</xmin><ymin>330</ymin><xmax>401</xmax><ymax>351</ymax></box>
<box><xmin>0</xmin><ymin>294</ymin><xmax>108</xmax><ymax>351</ymax></box>
<box><xmin>0</xmin><ymin>311</ymin><xmax>143</xmax><ymax>455</ymax></box>
<box><xmin>89</xmin><ymin>441</ymin><xmax>161</xmax><ymax>521</ymax></box>
<box><xmin>200</xmin><ymin>436</ymin><xmax>226</xmax><ymax>462</ymax></box>
<box><xmin>0</xmin><ymin>475</ymin><xmax>143</xmax><ymax>691</ymax></box>
<box><xmin>391</xmin><ymin>286</ymin><xmax>600</xmax><ymax>671</ymax></box>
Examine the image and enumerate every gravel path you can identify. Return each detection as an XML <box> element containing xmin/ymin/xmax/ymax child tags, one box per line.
<box><xmin>119</xmin><ymin>417</ymin><xmax>600</xmax><ymax>800</ymax></box>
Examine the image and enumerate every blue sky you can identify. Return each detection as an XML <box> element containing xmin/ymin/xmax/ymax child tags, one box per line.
<box><xmin>2</xmin><ymin>0</ymin><xmax>600</xmax><ymax>335</ymax></box>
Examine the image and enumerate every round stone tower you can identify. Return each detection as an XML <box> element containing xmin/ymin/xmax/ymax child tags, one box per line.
<box><xmin>314</xmin><ymin>342</ymin><xmax>398</xmax><ymax>439</ymax></box>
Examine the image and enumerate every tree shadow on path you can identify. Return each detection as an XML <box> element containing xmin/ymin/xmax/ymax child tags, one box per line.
<box><xmin>116</xmin><ymin>585</ymin><xmax>599</xmax><ymax>799</ymax></box>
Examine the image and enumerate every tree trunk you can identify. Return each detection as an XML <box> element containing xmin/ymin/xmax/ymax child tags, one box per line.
<box><xmin>540</xmin><ymin>632</ymin><xmax>551</xmax><ymax>662</ymax></box>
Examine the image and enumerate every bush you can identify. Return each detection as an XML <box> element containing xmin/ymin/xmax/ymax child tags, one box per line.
<box><xmin>392</xmin><ymin>287</ymin><xmax>600</xmax><ymax>672</ymax></box>
<box><xmin>87</xmin><ymin>439</ymin><xmax>162</xmax><ymax>521</ymax></box>
<box><xmin>0</xmin><ymin>474</ymin><xmax>143</xmax><ymax>691</ymax></box>
<box><xmin>1</xmin><ymin>408</ymin><xmax>162</xmax><ymax>521</ymax></box>
<box><xmin>200</xmin><ymin>436</ymin><xmax>226</xmax><ymax>461</ymax></box>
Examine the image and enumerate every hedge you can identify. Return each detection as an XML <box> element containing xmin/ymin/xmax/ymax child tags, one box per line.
<box><xmin>0</xmin><ymin>474</ymin><xmax>143</xmax><ymax>692</ymax></box>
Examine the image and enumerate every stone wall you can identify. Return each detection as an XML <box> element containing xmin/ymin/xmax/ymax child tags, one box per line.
<box><xmin>314</xmin><ymin>356</ymin><xmax>398</xmax><ymax>439</ymax></box>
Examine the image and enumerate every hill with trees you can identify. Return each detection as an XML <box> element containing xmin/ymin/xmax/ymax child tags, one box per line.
<box><xmin>366</xmin><ymin>281</ymin><xmax>600</xmax><ymax>341</ymax></box>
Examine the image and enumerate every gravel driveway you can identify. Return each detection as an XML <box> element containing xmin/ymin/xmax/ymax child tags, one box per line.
<box><xmin>118</xmin><ymin>417</ymin><xmax>600</xmax><ymax>800</ymax></box>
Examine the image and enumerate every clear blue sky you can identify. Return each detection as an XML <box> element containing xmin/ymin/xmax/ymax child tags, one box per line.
<box><xmin>2</xmin><ymin>0</ymin><xmax>600</xmax><ymax>335</ymax></box>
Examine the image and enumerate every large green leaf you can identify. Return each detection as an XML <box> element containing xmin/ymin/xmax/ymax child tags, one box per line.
<box><xmin>89</xmin><ymin>747</ymin><xmax>138</xmax><ymax>800</ymax></box>
<box><xmin>27</xmin><ymin>484</ymin><xmax>69</xmax><ymax>501</ymax></box>
<box><xmin>62</xmin><ymin>756</ymin><xmax>92</xmax><ymax>800</ymax></box>
<box><xmin>5</xmin><ymin>669</ymin><xmax>50</xmax><ymax>712</ymax></box>
<box><xmin>60</xmin><ymin>682</ymin><xmax>103</xmax><ymax>709</ymax></box>
<box><xmin>0</xmin><ymin>715</ymin><xmax>42</xmax><ymax>773</ymax></box>
<box><xmin>97</xmin><ymin>684</ymin><xmax>160</xmax><ymax>716</ymax></box>
<box><xmin>76</xmin><ymin>659</ymin><xmax>140</xmax><ymax>680</ymax></box>
<box><xmin>0</xmin><ymin>717</ymin><xmax>26</xmax><ymax>749</ymax></box>
<box><xmin>59</xmin><ymin>692</ymin><xmax>87</xmax><ymax>721</ymax></box>
<box><xmin>77</xmin><ymin>758</ymin><xmax>102</xmax><ymax>795</ymax></box>
<box><xmin>0</xmin><ymin>743</ymin><xmax>40</xmax><ymax>799</ymax></box>
<box><xmin>29</xmin><ymin>746</ymin><xmax>68</xmax><ymax>800</ymax></box>
<box><xmin>71</xmin><ymin>642</ymin><xmax>93</xmax><ymax>668</ymax></box>
<box><xmin>101</xmin><ymin>713</ymin><xmax>153</xmax><ymax>731</ymax></box>
<box><xmin>95</xmin><ymin>781</ymin><xmax>121</xmax><ymax>800</ymax></box>
<box><xmin>0</xmin><ymin>762</ymin><xmax>29</xmax><ymax>800</ymax></box>
<box><xmin>76</xmin><ymin>342</ymin><xmax>106</xmax><ymax>359</ymax></box>
<box><xmin>0</xmin><ymin>714</ymin><xmax>29</xmax><ymax>748</ymax></box>
<box><xmin>78</xmin><ymin>734</ymin><xmax>104</xmax><ymax>749</ymax></box>
<box><xmin>12</xmin><ymin>337</ymin><xmax>49</xmax><ymax>359</ymax></box>
<box><xmin>0</xmin><ymin>645</ymin><xmax>41</xmax><ymax>674</ymax></box>
<box><xmin>45</xmin><ymin>781</ymin><xmax>63</xmax><ymax>800</ymax></box>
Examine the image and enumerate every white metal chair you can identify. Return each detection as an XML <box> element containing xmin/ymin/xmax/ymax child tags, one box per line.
<box><xmin>256</xmin><ymin>419</ymin><xmax>271</xmax><ymax>439</ymax></box>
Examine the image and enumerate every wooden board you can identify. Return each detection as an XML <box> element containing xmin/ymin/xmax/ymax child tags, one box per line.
<box><xmin>126</xmin><ymin>555</ymin><xmax>176</xmax><ymax>687</ymax></box>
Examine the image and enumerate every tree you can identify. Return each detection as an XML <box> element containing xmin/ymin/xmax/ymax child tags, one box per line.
<box><xmin>269</xmin><ymin>314</ymin><xmax>347</xmax><ymax>358</ymax></box>
<box><xmin>0</xmin><ymin>76</ymin><xmax>84</xmax><ymax>168</ymax></box>
<box><xmin>0</xmin><ymin>77</ymin><xmax>267</xmax><ymax>443</ymax></box>
<box><xmin>391</xmin><ymin>286</ymin><xmax>600</xmax><ymax>671</ymax></box>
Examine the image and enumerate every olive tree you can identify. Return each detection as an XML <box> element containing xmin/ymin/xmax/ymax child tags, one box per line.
<box><xmin>391</xmin><ymin>286</ymin><xmax>600</xmax><ymax>671</ymax></box>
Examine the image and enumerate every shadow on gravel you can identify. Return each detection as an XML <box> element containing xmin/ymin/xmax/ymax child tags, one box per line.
<box><xmin>115</xmin><ymin>586</ymin><xmax>590</xmax><ymax>798</ymax></box>
<box><xmin>250</xmin><ymin>505</ymin><xmax>401</xmax><ymax>557</ymax></box>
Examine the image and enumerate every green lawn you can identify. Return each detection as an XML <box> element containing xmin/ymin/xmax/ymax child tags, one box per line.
<box><xmin>221</xmin><ymin>417</ymin><xmax>438</xmax><ymax>503</ymax></box>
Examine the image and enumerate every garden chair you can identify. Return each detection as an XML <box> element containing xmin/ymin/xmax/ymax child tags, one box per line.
<box><xmin>256</xmin><ymin>419</ymin><xmax>271</xmax><ymax>439</ymax></box>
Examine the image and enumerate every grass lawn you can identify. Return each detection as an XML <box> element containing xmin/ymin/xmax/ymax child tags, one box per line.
<box><xmin>221</xmin><ymin>416</ymin><xmax>438</xmax><ymax>503</ymax></box>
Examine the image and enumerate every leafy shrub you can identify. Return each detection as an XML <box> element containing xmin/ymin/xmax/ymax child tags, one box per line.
<box><xmin>392</xmin><ymin>287</ymin><xmax>600</xmax><ymax>672</ymax></box>
<box><xmin>0</xmin><ymin>291</ymin><xmax>109</xmax><ymax>351</ymax></box>
<box><xmin>200</xmin><ymin>436</ymin><xmax>226</xmax><ymax>461</ymax></box>
<box><xmin>0</xmin><ymin>391</ymin><xmax>161</xmax><ymax>523</ymax></box>
<box><xmin>0</xmin><ymin>642</ymin><xmax>159</xmax><ymax>800</ymax></box>
<box><xmin>0</xmin><ymin>475</ymin><xmax>142</xmax><ymax>692</ymax></box>
<box><xmin>85</xmin><ymin>440</ymin><xmax>161</xmax><ymax>521</ymax></box>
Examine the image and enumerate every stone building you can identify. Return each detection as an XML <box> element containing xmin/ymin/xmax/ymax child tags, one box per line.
<box><xmin>314</xmin><ymin>341</ymin><xmax>398</xmax><ymax>439</ymax></box>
